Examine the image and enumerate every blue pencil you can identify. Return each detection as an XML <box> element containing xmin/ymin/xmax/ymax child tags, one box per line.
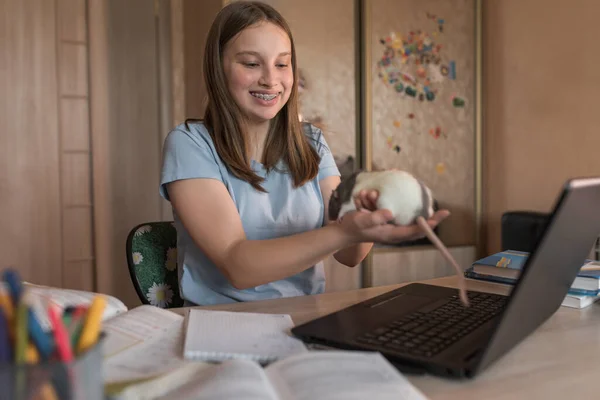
<box><xmin>2</xmin><ymin>269</ymin><xmax>23</xmax><ymax>305</ymax></box>
<box><xmin>27</xmin><ymin>308</ymin><xmax>54</xmax><ymax>360</ymax></box>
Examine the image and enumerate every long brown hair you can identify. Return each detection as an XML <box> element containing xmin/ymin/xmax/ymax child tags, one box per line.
<box><xmin>201</xmin><ymin>1</ymin><xmax>320</xmax><ymax>192</ymax></box>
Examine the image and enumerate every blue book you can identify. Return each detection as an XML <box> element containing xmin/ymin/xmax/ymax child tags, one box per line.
<box><xmin>464</xmin><ymin>250</ymin><xmax>600</xmax><ymax>295</ymax></box>
<box><xmin>466</xmin><ymin>250</ymin><xmax>529</xmax><ymax>279</ymax></box>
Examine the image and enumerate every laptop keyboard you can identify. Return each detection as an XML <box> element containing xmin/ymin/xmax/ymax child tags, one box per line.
<box><xmin>354</xmin><ymin>292</ymin><xmax>507</xmax><ymax>358</ymax></box>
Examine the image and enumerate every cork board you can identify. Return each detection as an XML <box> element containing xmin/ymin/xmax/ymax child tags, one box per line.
<box><xmin>367</xmin><ymin>0</ymin><xmax>478</xmax><ymax>246</ymax></box>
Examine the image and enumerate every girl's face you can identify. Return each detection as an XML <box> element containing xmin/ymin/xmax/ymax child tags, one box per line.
<box><xmin>222</xmin><ymin>22</ymin><xmax>294</xmax><ymax>126</ymax></box>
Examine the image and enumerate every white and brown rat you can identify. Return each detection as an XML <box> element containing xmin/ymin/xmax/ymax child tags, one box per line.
<box><xmin>329</xmin><ymin>169</ymin><xmax>469</xmax><ymax>307</ymax></box>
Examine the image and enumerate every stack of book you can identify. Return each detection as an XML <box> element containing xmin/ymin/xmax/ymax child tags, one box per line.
<box><xmin>464</xmin><ymin>250</ymin><xmax>600</xmax><ymax>309</ymax></box>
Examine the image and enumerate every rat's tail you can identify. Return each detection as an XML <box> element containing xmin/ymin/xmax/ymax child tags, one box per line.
<box><xmin>416</xmin><ymin>216</ymin><xmax>470</xmax><ymax>307</ymax></box>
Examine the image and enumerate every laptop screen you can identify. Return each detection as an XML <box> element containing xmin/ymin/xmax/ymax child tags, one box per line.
<box><xmin>477</xmin><ymin>177</ymin><xmax>600</xmax><ymax>372</ymax></box>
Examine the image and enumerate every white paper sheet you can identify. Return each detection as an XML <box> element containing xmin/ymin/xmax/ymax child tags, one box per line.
<box><xmin>103</xmin><ymin>305</ymin><xmax>191</xmax><ymax>384</ymax></box>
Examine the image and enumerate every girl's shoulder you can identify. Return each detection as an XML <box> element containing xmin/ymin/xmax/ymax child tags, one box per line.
<box><xmin>301</xmin><ymin>122</ymin><xmax>331</xmax><ymax>156</ymax></box>
<box><xmin>169</xmin><ymin>119</ymin><xmax>213</xmax><ymax>143</ymax></box>
<box><xmin>163</xmin><ymin>119</ymin><xmax>221</xmax><ymax>163</ymax></box>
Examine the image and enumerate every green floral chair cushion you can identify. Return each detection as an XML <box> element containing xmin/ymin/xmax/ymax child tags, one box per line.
<box><xmin>126</xmin><ymin>221</ymin><xmax>184</xmax><ymax>309</ymax></box>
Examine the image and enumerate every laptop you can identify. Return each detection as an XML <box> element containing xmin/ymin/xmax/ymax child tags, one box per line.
<box><xmin>291</xmin><ymin>177</ymin><xmax>600</xmax><ymax>378</ymax></box>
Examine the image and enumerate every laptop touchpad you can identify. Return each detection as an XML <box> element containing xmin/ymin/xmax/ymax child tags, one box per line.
<box><xmin>367</xmin><ymin>293</ymin><xmax>434</xmax><ymax>313</ymax></box>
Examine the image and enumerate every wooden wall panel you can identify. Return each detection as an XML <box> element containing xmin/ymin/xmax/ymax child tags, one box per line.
<box><xmin>91</xmin><ymin>0</ymin><xmax>164</xmax><ymax>306</ymax></box>
<box><xmin>182</xmin><ymin>0</ymin><xmax>223</xmax><ymax>118</ymax></box>
<box><xmin>60</xmin><ymin>98</ymin><xmax>90</xmax><ymax>151</ymax></box>
<box><xmin>158</xmin><ymin>0</ymin><xmax>175</xmax><ymax>221</ymax></box>
<box><xmin>58</xmin><ymin>43</ymin><xmax>88</xmax><ymax>97</ymax></box>
<box><xmin>169</xmin><ymin>0</ymin><xmax>186</xmax><ymax>129</ymax></box>
<box><xmin>58</xmin><ymin>0</ymin><xmax>87</xmax><ymax>42</ymax></box>
<box><xmin>324</xmin><ymin>257</ymin><xmax>362</xmax><ymax>293</ymax></box>
<box><xmin>62</xmin><ymin>207</ymin><xmax>93</xmax><ymax>261</ymax></box>
<box><xmin>371</xmin><ymin>246</ymin><xmax>476</xmax><ymax>286</ymax></box>
<box><xmin>64</xmin><ymin>260</ymin><xmax>94</xmax><ymax>292</ymax></box>
<box><xmin>482</xmin><ymin>0</ymin><xmax>600</xmax><ymax>255</ymax></box>
<box><xmin>89</xmin><ymin>0</ymin><xmax>113</xmax><ymax>295</ymax></box>
<box><xmin>57</xmin><ymin>0</ymin><xmax>94</xmax><ymax>291</ymax></box>
<box><xmin>0</xmin><ymin>0</ymin><xmax>62</xmax><ymax>286</ymax></box>
<box><xmin>61</xmin><ymin>153</ymin><xmax>91</xmax><ymax>206</ymax></box>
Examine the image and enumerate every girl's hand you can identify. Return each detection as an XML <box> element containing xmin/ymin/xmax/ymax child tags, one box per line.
<box><xmin>337</xmin><ymin>208</ymin><xmax>451</xmax><ymax>245</ymax></box>
<box><xmin>353</xmin><ymin>189</ymin><xmax>379</xmax><ymax>211</ymax></box>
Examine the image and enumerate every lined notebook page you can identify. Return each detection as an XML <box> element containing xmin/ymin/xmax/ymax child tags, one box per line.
<box><xmin>183</xmin><ymin>310</ymin><xmax>308</xmax><ymax>363</ymax></box>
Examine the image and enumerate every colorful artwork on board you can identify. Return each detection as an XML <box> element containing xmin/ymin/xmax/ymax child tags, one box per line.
<box><xmin>386</xmin><ymin>136</ymin><xmax>402</xmax><ymax>153</ymax></box>
<box><xmin>376</xmin><ymin>12</ymin><xmax>456</xmax><ymax>103</ymax></box>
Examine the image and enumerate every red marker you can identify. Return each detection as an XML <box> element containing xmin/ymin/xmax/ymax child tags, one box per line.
<box><xmin>47</xmin><ymin>304</ymin><xmax>73</xmax><ymax>362</ymax></box>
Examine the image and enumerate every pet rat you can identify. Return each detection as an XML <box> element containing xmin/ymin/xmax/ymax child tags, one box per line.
<box><xmin>329</xmin><ymin>169</ymin><xmax>470</xmax><ymax>307</ymax></box>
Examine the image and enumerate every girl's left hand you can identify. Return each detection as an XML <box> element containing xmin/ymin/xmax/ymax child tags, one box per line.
<box><xmin>353</xmin><ymin>190</ymin><xmax>379</xmax><ymax>211</ymax></box>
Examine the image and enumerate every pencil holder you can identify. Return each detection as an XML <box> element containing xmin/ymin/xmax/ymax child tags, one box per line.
<box><xmin>0</xmin><ymin>334</ymin><xmax>105</xmax><ymax>400</ymax></box>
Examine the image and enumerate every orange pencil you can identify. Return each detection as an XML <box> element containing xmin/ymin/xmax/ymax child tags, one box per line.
<box><xmin>76</xmin><ymin>296</ymin><xmax>105</xmax><ymax>354</ymax></box>
<box><xmin>25</xmin><ymin>342</ymin><xmax>39</xmax><ymax>364</ymax></box>
<box><xmin>0</xmin><ymin>286</ymin><xmax>14</xmax><ymax>340</ymax></box>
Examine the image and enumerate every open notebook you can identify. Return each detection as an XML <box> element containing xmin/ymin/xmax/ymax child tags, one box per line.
<box><xmin>182</xmin><ymin>309</ymin><xmax>308</xmax><ymax>363</ymax></box>
<box><xmin>107</xmin><ymin>308</ymin><xmax>429</xmax><ymax>400</ymax></box>
<box><xmin>103</xmin><ymin>305</ymin><xmax>191</xmax><ymax>387</ymax></box>
<box><xmin>115</xmin><ymin>351</ymin><xmax>429</xmax><ymax>400</ymax></box>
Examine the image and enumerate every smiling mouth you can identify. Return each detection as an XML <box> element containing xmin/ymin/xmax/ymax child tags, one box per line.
<box><xmin>250</xmin><ymin>92</ymin><xmax>279</xmax><ymax>101</ymax></box>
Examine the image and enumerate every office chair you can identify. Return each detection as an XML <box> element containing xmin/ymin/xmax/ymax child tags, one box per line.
<box><xmin>500</xmin><ymin>211</ymin><xmax>549</xmax><ymax>252</ymax></box>
<box><xmin>125</xmin><ymin>221</ymin><xmax>184</xmax><ymax>308</ymax></box>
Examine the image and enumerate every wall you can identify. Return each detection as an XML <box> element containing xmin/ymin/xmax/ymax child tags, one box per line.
<box><xmin>482</xmin><ymin>0</ymin><xmax>600</xmax><ymax>254</ymax></box>
<box><xmin>1</xmin><ymin>0</ymin><xmax>94</xmax><ymax>290</ymax></box>
<box><xmin>182</xmin><ymin>0</ymin><xmax>223</xmax><ymax>118</ymax></box>
<box><xmin>90</xmin><ymin>0</ymin><xmax>177</xmax><ymax>307</ymax></box>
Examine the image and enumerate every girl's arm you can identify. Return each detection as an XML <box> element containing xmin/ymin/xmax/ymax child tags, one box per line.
<box><xmin>319</xmin><ymin>175</ymin><xmax>374</xmax><ymax>267</ymax></box>
<box><xmin>167</xmin><ymin>178</ymin><xmax>359</xmax><ymax>289</ymax></box>
<box><xmin>167</xmin><ymin>178</ymin><xmax>449</xmax><ymax>289</ymax></box>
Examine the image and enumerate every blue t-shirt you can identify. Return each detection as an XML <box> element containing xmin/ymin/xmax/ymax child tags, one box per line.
<box><xmin>159</xmin><ymin>121</ymin><xmax>340</xmax><ymax>305</ymax></box>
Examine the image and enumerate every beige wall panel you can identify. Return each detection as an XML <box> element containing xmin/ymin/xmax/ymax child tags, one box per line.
<box><xmin>89</xmin><ymin>0</ymin><xmax>114</xmax><ymax>295</ymax></box>
<box><xmin>58</xmin><ymin>0</ymin><xmax>87</xmax><ymax>42</ymax></box>
<box><xmin>60</xmin><ymin>98</ymin><xmax>90</xmax><ymax>151</ymax></box>
<box><xmin>0</xmin><ymin>0</ymin><xmax>62</xmax><ymax>286</ymax></box>
<box><xmin>371</xmin><ymin>245</ymin><xmax>476</xmax><ymax>287</ymax></box>
<box><xmin>59</xmin><ymin>43</ymin><xmax>88</xmax><ymax>96</ymax></box>
<box><xmin>169</xmin><ymin>0</ymin><xmax>186</xmax><ymax>128</ymax></box>
<box><xmin>482</xmin><ymin>0</ymin><xmax>600</xmax><ymax>254</ymax></box>
<box><xmin>61</xmin><ymin>153</ymin><xmax>91</xmax><ymax>206</ymax></box>
<box><xmin>324</xmin><ymin>256</ymin><xmax>362</xmax><ymax>293</ymax></box>
<box><xmin>100</xmin><ymin>0</ymin><xmax>163</xmax><ymax>307</ymax></box>
<box><xmin>62</xmin><ymin>207</ymin><xmax>93</xmax><ymax>262</ymax></box>
<box><xmin>181</xmin><ymin>0</ymin><xmax>223</xmax><ymax>118</ymax></box>
<box><xmin>63</xmin><ymin>260</ymin><xmax>94</xmax><ymax>291</ymax></box>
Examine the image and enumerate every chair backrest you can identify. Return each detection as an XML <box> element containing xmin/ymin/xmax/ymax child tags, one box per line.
<box><xmin>501</xmin><ymin>211</ymin><xmax>549</xmax><ymax>252</ymax></box>
<box><xmin>126</xmin><ymin>221</ymin><xmax>184</xmax><ymax>308</ymax></box>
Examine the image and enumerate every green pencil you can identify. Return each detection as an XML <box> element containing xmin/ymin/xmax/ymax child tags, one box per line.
<box><xmin>15</xmin><ymin>302</ymin><xmax>28</xmax><ymax>363</ymax></box>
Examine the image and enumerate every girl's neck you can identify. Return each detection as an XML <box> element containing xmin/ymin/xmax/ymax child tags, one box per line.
<box><xmin>246</xmin><ymin>120</ymin><xmax>270</xmax><ymax>162</ymax></box>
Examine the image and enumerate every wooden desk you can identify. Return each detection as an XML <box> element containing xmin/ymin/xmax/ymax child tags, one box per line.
<box><xmin>172</xmin><ymin>276</ymin><xmax>600</xmax><ymax>399</ymax></box>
